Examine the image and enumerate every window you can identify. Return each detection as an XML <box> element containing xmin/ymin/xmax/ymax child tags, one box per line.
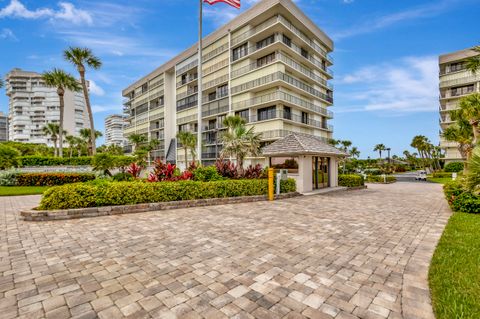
<box><xmin>282</xmin><ymin>35</ymin><xmax>292</xmax><ymax>47</ymax></box>
<box><xmin>141</xmin><ymin>83</ymin><xmax>148</xmax><ymax>93</ymax></box>
<box><xmin>283</xmin><ymin>106</ymin><xmax>292</xmax><ymax>120</ymax></box>
<box><xmin>235</xmin><ymin>109</ymin><xmax>249</xmax><ymax>122</ymax></box>
<box><xmin>301</xmin><ymin>112</ymin><xmax>309</xmax><ymax>124</ymax></box>
<box><xmin>159</xmin><ymin>96</ymin><xmax>165</xmax><ymax>106</ymax></box>
<box><xmin>256</xmin><ymin>35</ymin><xmax>275</xmax><ymax>50</ymax></box>
<box><xmin>451</xmin><ymin>85</ymin><xmax>474</xmax><ymax>96</ymax></box>
<box><xmin>301</xmin><ymin>48</ymin><xmax>309</xmax><ymax>59</ymax></box>
<box><xmin>257</xmin><ymin>53</ymin><xmax>276</xmax><ymax>68</ymax></box>
<box><xmin>218</xmin><ymin>114</ymin><xmax>226</xmax><ymax>128</ymax></box>
<box><xmin>232</xmin><ymin>43</ymin><xmax>248</xmax><ymax>61</ymax></box>
<box><xmin>208</xmin><ymin>92</ymin><xmax>217</xmax><ymax>102</ymax></box>
<box><xmin>216</xmin><ymin>84</ymin><xmax>228</xmax><ymax>98</ymax></box>
<box><xmin>177</xmin><ymin>95</ymin><xmax>198</xmax><ymax>111</ymax></box>
<box><xmin>257</xmin><ymin>106</ymin><xmax>276</xmax><ymax>121</ymax></box>
<box><xmin>450</xmin><ymin>62</ymin><xmax>464</xmax><ymax>73</ymax></box>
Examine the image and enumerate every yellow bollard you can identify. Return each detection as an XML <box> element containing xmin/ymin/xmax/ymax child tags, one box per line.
<box><xmin>268</xmin><ymin>168</ymin><xmax>274</xmax><ymax>201</ymax></box>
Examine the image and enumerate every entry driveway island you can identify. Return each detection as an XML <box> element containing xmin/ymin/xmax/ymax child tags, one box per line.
<box><xmin>0</xmin><ymin>183</ymin><xmax>450</xmax><ymax>319</ymax></box>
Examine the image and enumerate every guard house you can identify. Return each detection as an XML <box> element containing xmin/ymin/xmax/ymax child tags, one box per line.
<box><xmin>262</xmin><ymin>133</ymin><xmax>347</xmax><ymax>193</ymax></box>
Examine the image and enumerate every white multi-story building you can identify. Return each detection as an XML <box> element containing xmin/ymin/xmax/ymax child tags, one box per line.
<box><xmin>0</xmin><ymin>111</ymin><xmax>7</xmax><ymax>142</ymax></box>
<box><xmin>5</xmin><ymin>68</ymin><xmax>90</xmax><ymax>146</ymax></box>
<box><xmin>104</xmin><ymin>114</ymin><xmax>128</xmax><ymax>147</ymax></box>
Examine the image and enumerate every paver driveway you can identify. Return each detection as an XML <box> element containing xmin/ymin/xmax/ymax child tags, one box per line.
<box><xmin>0</xmin><ymin>183</ymin><xmax>451</xmax><ymax>319</ymax></box>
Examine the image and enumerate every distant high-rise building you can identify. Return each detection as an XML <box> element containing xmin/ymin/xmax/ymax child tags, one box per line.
<box><xmin>439</xmin><ymin>48</ymin><xmax>480</xmax><ymax>163</ymax></box>
<box><xmin>0</xmin><ymin>112</ymin><xmax>8</xmax><ymax>142</ymax></box>
<box><xmin>105</xmin><ymin>114</ymin><xmax>128</xmax><ymax>147</ymax></box>
<box><xmin>5</xmin><ymin>68</ymin><xmax>90</xmax><ymax>146</ymax></box>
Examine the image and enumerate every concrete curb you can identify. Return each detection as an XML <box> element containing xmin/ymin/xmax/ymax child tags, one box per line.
<box><xmin>21</xmin><ymin>192</ymin><xmax>301</xmax><ymax>221</ymax></box>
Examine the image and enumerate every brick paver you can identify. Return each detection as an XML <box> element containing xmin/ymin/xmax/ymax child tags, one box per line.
<box><xmin>0</xmin><ymin>183</ymin><xmax>450</xmax><ymax>318</ymax></box>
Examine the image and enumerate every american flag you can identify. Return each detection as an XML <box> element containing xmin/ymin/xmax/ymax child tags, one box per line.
<box><xmin>204</xmin><ymin>0</ymin><xmax>241</xmax><ymax>9</ymax></box>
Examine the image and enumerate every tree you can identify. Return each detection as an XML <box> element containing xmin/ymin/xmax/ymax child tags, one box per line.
<box><xmin>465</xmin><ymin>146</ymin><xmax>480</xmax><ymax>193</ymax></box>
<box><xmin>373</xmin><ymin>144</ymin><xmax>386</xmax><ymax>159</ymax></box>
<box><xmin>64</xmin><ymin>47</ymin><xmax>102</xmax><ymax>155</ymax></box>
<box><xmin>176</xmin><ymin>131</ymin><xmax>197</xmax><ymax>166</ymax></box>
<box><xmin>442</xmin><ymin>118</ymin><xmax>474</xmax><ymax>161</ymax></box>
<box><xmin>0</xmin><ymin>144</ymin><xmax>20</xmax><ymax>169</ymax></box>
<box><xmin>80</xmin><ymin>128</ymin><xmax>102</xmax><ymax>155</ymax></box>
<box><xmin>127</xmin><ymin>134</ymin><xmax>147</xmax><ymax>152</ymax></box>
<box><xmin>0</xmin><ymin>78</ymin><xmax>3</xmax><ymax>88</ymax></box>
<box><xmin>42</xmin><ymin>69</ymin><xmax>81</xmax><ymax>157</ymax></box>
<box><xmin>42</xmin><ymin>123</ymin><xmax>61</xmax><ymax>156</ymax></box>
<box><xmin>451</xmin><ymin>93</ymin><xmax>480</xmax><ymax>145</ymax></box>
<box><xmin>65</xmin><ymin>135</ymin><xmax>77</xmax><ymax>158</ymax></box>
<box><xmin>350</xmin><ymin>147</ymin><xmax>360</xmax><ymax>159</ymax></box>
<box><xmin>221</xmin><ymin>115</ymin><xmax>261</xmax><ymax>172</ymax></box>
<box><xmin>465</xmin><ymin>46</ymin><xmax>480</xmax><ymax>74</ymax></box>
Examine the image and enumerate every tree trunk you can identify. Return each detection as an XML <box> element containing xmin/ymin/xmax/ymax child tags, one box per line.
<box><xmin>53</xmin><ymin>138</ymin><xmax>58</xmax><ymax>157</ymax></box>
<box><xmin>472</xmin><ymin>123</ymin><xmax>480</xmax><ymax>145</ymax></box>
<box><xmin>184</xmin><ymin>148</ymin><xmax>188</xmax><ymax>169</ymax></box>
<box><xmin>58</xmin><ymin>88</ymin><xmax>65</xmax><ymax>158</ymax></box>
<box><xmin>79</xmin><ymin>69</ymin><xmax>96</xmax><ymax>155</ymax></box>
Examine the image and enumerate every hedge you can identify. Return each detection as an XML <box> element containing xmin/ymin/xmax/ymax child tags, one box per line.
<box><xmin>443</xmin><ymin>180</ymin><xmax>480</xmax><ymax>214</ymax></box>
<box><xmin>366</xmin><ymin>175</ymin><xmax>397</xmax><ymax>183</ymax></box>
<box><xmin>19</xmin><ymin>156</ymin><xmax>93</xmax><ymax>167</ymax></box>
<box><xmin>432</xmin><ymin>172</ymin><xmax>453</xmax><ymax>178</ymax></box>
<box><xmin>338</xmin><ymin>174</ymin><xmax>364</xmax><ymax>187</ymax></box>
<box><xmin>39</xmin><ymin>178</ymin><xmax>297</xmax><ymax>210</ymax></box>
<box><xmin>444</xmin><ymin>162</ymin><xmax>464</xmax><ymax>173</ymax></box>
<box><xmin>15</xmin><ymin>173</ymin><xmax>96</xmax><ymax>186</ymax></box>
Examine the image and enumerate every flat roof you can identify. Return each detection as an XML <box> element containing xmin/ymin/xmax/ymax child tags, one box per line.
<box><xmin>439</xmin><ymin>47</ymin><xmax>479</xmax><ymax>64</ymax></box>
<box><xmin>122</xmin><ymin>0</ymin><xmax>333</xmax><ymax>95</ymax></box>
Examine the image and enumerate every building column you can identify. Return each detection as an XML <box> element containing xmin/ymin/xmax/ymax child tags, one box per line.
<box><xmin>329</xmin><ymin>157</ymin><xmax>339</xmax><ymax>187</ymax></box>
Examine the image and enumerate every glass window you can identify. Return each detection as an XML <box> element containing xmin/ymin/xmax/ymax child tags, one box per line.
<box><xmin>233</xmin><ymin>43</ymin><xmax>248</xmax><ymax>61</ymax></box>
<box><xmin>282</xmin><ymin>35</ymin><xmax>292</xmax><ymax>47</ymax></box>
<box><xmin>257</xmin><ymin>106</ymin><xmax>276</xmax><ymax>121</ymax></box>
<box><xmin>256</xmin><ymin>52</ymin><xmax>276</xmax><ymax>67</ymax></box>
<box><xmin>217</xmin><ymin>84</ymin><xmax>228</xmax><ymax>98</ymax></box>
<box><xmin>301</xmin><ymin>111</ymin><xmax>309</xmax><ymax>124</ymax></box>
<box><xmin>235</xmin><ymin>109</ymin><xmax>249</xmax><ymax>122</ymax></box>
<box><xmin>256</xmin><ymin>35</ymin><xmax>275</xmax><ymax>50</ymax></box>
<box><xmin>283</xmin><ymin>106</ymin><xmax>292</xmax><ymax>120</ymax></box>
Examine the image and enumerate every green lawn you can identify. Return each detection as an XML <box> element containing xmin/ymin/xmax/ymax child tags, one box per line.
<box><xmin>427</xmin><ymin>177</ymin><xmax>453</xmax><ymax>184</ymax></box>
<box><xmin>429</xmin><ymin>212</ymin><xmax>480</xmax><ymax>319</ymax></box>
<box><xmin>0</xmin><ymin>186</ymin><xmax>50</xmax><ymax>196</ymax></box>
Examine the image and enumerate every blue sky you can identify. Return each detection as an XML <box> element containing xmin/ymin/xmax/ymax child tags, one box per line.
<box><xmin>0</xmin><ymin>0</ymin><xmax>479</xmax><ymax>158</ymax></box>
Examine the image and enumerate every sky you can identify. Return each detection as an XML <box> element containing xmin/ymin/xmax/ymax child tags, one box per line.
<box><xmin>0</xmin><ymin>0</ymin><xmax>479</xmax><ymax>158</ymax></box>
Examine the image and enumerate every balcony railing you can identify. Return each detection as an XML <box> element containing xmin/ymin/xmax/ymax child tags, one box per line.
<box><xmin>202</xmin><ymin>97</ymin><xmax>229</xmax><ymax>117</ymax></box>
<box><xmin>176</xmin><ymin>74</ymin><xmax>198</xmax><ymax>88</ymax></box>
<box><xmin>176</xmin><ymin>60</ymin><xmax>198</xmax><ymax>76</ymax></box>
<box><xmin>176</xmin><ymin>87</ymin><xmax>198</xmax><ymax>100</ymax></box>
<box><xmin>245</xmin><ymin>110</ymin><xmax>332</xmax><ymax>131</ymax></box>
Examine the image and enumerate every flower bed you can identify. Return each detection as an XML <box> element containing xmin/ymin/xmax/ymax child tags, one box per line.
<box><xmin>338</xmin><ymin>174</ymin><xmax>364</xmax><ymax>187</ymax></box>
<box><xmin>0</xmin><ymin>172</ymin><xmax>96</xmax><ymax>186</ymax></box>
<box><xmin>39</xmin><ymin>179</ymin><xmax>297</xmax><ymax>210</ymax></box>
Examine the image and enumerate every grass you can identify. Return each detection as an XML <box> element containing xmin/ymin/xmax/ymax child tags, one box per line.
<box><xmin>427</xmin><ymin>177</ymin><xmax>453</xmax><ymax>184</ymax></box>
<box><xmin>429</xmin><ymin>212</ymin><xmax>480</xmax><ymax>319</ymax></box>
<box><xmin>0</xmin><ymin>186</ymin><xmax>50</xmax><ymax>196</ymax></box>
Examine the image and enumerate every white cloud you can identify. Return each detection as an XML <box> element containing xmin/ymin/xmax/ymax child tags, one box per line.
<box><xmin>343</xmin><ymin>0</ymin><xmax>354</xmax><ymax>3</ymax></box>
<box><xmin>0</xmin><ymin>28</ymin><xmax>17</xmax><ymax>41</ymax></box>
<box><xmin>89</xmin><ymin>80</ymin><xmax>105</xmax><ymax>96</ymax></box>
<box><xmin>0</xmin><ymin>0</ymin><xmax>92</xmax><ymax>25</ymax></box>
<box><xmin>92</xmin><ymin>104</ymin><xmax>122</xmax><ymax>114</ymax></box>
<box><xmin>336</xmin><ymin>56</ymin><xmax>439</xmax><ymax>115</ymax></box>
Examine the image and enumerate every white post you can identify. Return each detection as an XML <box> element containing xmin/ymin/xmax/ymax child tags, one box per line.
<box><xmin>197</xmin><ymin>0</ymin><xmax>203</xmax><ymax>165</ymax></box>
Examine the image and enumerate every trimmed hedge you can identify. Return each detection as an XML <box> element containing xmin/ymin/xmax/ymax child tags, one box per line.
<box><xmin>443</xmin><ymin>180</ymin><xmax>480</xmax><ymax>214</ymax></box>
<box><xmin>16</xmin><ymin>173</ymin><xmax>96</xmax><ymax>186</ymax></box>
<box><xmin>338</xmin><ymin>174</ymin><xmax>364</xmax><ymax>187</ymax></box>
<box><xmin>366</xmin><ymin>175</ymin><xmax>397</xmax><ymax>183</ymax></box>
<box><xmin>19</xmin><ymin>156</ymin><xmax>93</xmax><ymax>167</ymax></box>
<box><xmin>432</xmin><ymin>172</ymin><xmax>453</xmax><ymax>178</ymax></box>
<box><xmin>39</xmin><ymin>178</ymin><xmax>297</xmax><ymax>210</ymax></box>
<box><xmin>444</xmin><ymin>162</ymin><xmax>464</xmax><ymax>173</ymax></box>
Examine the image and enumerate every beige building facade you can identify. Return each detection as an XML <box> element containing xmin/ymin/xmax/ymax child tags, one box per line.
<box><xmin>122</xmin><ymin>0</ymin><xmax>334</xmax><ymax>167</ymax></box>
<box><xmin>439</xmin><ymin>48</ymin><xmax>480</xmax><ymax>163</ymax></box>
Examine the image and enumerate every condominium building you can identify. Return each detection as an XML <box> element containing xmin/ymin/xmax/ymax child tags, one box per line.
<box><xmin>439</xmin><ymin>48</ymin><xmax>480</xmax><ymax>162</ymax></box>
<box><xmin>0</xmin><ymin>112</ymin><xmax>8</xmax><ymax>141</ymax></box>
<box><xmin>122</xmin><ymin>0</ymin><xmax>334</xmax><ymax>167</ymax></box>
<box><xmin>105</xmin><ymin>114</ymin><xmax>128</xmax><ymax>147</ymax></box>
<box><xmin>5</xmin><ymin>68</ymin><xmax>90</xmax><ymax>146</ymax></box>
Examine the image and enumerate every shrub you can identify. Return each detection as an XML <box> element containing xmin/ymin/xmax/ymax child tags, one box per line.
<box><xmin>112</xmin><ymin>172</ymin><xmax>134</xmax><ymax>182</ymax></box>
<box><xmin>114</xmin><ymin>156</ymin><xmax>135</xmax><ymax>172</ymax></box>
<box><xmin>15</xmin><ymin>173</ymin><xmax>96</xmax><ymax>186</ymax></box>
<box><xmin>0</xmin><ymin>172</ymin><xmax>19</xmax><ymax>186</ymax></box>
<box><xmin>444</xmin><ymin>162</ymin><xmax>464</xmax><ymax>173</ymax></box>
<box><xmin>39</xmin><ymin>178</ymin><xmax>297</xmax><ymax>210</ymax></box>
<box><xmin>338</xmin><ymin>174</ymin><xmax>364</xmax><ymax>187</ymax></box>
<box><xmin>443</xmin><ymin>180</ymin><xmax>465</xmax><ymax>206</ymax></box>
<box><xmin>432</xmin><ymin>172</ymin><xmax>453</xmax><ymax>178</ymax></box>
<box><xmin>215</xmin><ymin>159</ymin><xmax>238</xmax><ymax>179</ymax></box>
<box><xmin>242</xmin><ymin>164</ymin><xmax>264</xmax><ymax>179</ymax></box>
<box><xmin>92</xmin><ymin>154</ymin><xmax>115</xmax><ymax>176</ymax></box>
<box><xmin>127</xmin><ymin>163</ymin><xmax>143</xmax><ymax>179</ymax></box>
<box><xmin>0</xmin><ymin>145</ymin><xmax>20</xmax><ymax>170</ymax></box>
<box><xmin>19</xmin><ymin>156</ymin><xmax>93</xmax><ymax>167</ymax></box>
<box><xmin>192</xmin><ymin>166</ymin><xmax>223</xmax><ymax>182</ymax></box>
<box><xmin>451</xmin><ymin>192</ymin><xmax>480</xmax><ymax>214</ymax></box>
<box><xmin>366</xmin><ymin>175</ymin><xmax>397</xmax><ymax>183</ymax></box>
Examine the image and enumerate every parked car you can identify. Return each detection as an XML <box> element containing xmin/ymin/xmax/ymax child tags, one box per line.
<box><xmin>415</xmin><ymin>170</ymin><xmax>427</xmax><ymax>181</ymax></box>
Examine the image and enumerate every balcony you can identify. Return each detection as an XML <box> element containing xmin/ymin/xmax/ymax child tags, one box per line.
<box><xmin>177</xmin><ymin>87</ymin><xmax>198</xmax><ymax>100</ymax></box>
<box><xmin>176</xmin><ymin>74</ymin><xmax>198</xmax><ymax>88</ymax></box>
<box><xmin>232</xmin><ymin>90</ymin><xmax>333</xmax><ymax>118</ymax></box>
<box><xmin>245</xmin><ymin>109</ymin><xmax>333</xmax><ymax>131</ymax></box>
<box><xmin>202</xmin><ymin>97</ymin><xmax>229</xmax><ymax>117</ymax></box>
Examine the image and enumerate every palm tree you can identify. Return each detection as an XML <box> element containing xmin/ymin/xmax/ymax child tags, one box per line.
<box><xmin>442</xmin><ymin>118</ymin><xmax>474</xmax><ymax>161</ymax></box>
<box><xmin>65</xmin><ymin>135</ymin><xmax>77</xmax><ymax>158</ymax></box>
<box><xmin>0</xmin><ymin>78</ymin><xmax>3</xmax><ymax>88</ymax></box>
<box><xmin>80</xmin><ymin>128</ymin><xmax>103</xmax><ymax>155</ymax></box>
<box><xmin>451</xmin><ymin>93</ymin><xmax>480</xmax><ymax>145</ymax></box>
<box><xmin>465</xmin><ymin>46</ymin><xmax>480</xmax><ymax>74</ymax></box>
<box><xmin>350</xmin><ymin>147</ymin><xmax>360</xmax><ymax>159</ymax></box>
<box><xmin>176</xmin><ymin>131</ymin><xmax>197</xmax><ymax>166</ymax></box>
<box><xmin>127</xmin><ymin>133</ymin><xmax>147</xmax><ymax>152</ymax></box>
<box><xmin>42</xmin><ymin>69</ymin><xmax>81</xmax><ymax>157</ymax></box>
<box><xmin>373</xmin><ymin>144</ymin><xmax>386</xmax><ymax>159</ymax></box>
<box><xmin>465</xmin><ymin>146</ymin><xmax>480</xmax><ymax>193</ymax></box>
<box><xmin>42</xmin><ymin>123</ymin><xmax>60</xmax><ymax>156</ymax></box>
<box><xmin>340</xmin><ymin>140</ymin><xmax>352</xmax><ymax>152</ymax></box>
<box><xmin>64</xmin><ymin>47</ymin><xmax>102</xmax><ymax>155</ymax></box>
<box><xmin>221</xmin><ymin>115</ymin><xmax>261</xmax><ymax>172</ymax></box>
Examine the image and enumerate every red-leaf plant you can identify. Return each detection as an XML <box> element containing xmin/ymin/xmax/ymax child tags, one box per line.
<box><xmin>148</xmin><ymin>159</ymin><xmax>193</xmax><ymax>182</ymax></box>
<box><xmin>127</xmin><ymin>162</ymin><xmax>142</xmax><ymax>179</ymax></box>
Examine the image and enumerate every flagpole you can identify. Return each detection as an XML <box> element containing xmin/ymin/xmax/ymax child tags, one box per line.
<box><xmin>197</xmin><ymin>0</ymin><xmax>203</xmax><ymax>165</ymax></box>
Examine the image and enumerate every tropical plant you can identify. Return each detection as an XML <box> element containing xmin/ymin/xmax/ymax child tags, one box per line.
<box><xmin>465</xmin><ymin>147</ymin><xmax>480</xmax><ymax>194</ymax></box>
<box><xmin>465</xmin><ymin>45</ymin><xmax>480</xmax><ymax>74</ymax></box>
<box><xmin>442</xmin><ymin>118</ymin><xmax>474</xmax><ymax>161</ymax></box>
<box><xmin>42</xmin><ymin>123</ymin><xmax>61</xmax><ymax>157</ymax></box>
<box><xmin>451</xmin><ymin>93</ymin><xmax>480</xmax><ymax>145</ymax></box>
<box><xmin>64</xmin><ymin>47</ymin><xmax>102</xmax><ymax>155</ymax></box>
<box><xmin>80</xmin><ymin>128</ymin><xmax>102</xmax><ymax>156</ymax></box>
<box><xmin>127</xmin><ymin>162</ymin><xmax>143</xmax><ymax>179</ymax></box>
<box><xmin>42</xmin><ymin>69</ymin><xmax>81</xmax><ymax>157</ymax></box>
<box><xmin>373</xmin><ymin>144</ymin><xmax>386</xmax><ymax>159</ymax></box>
<box><xmin>215</xmin><ymin>158</ymin><xmax>238</xmax><ymax>179</ymax></box>
<box><xmin>0</xmin><ymin>144</ymin><xmax>20</xmax><ymax>169</ymax></box>
<box><xmin>221</xmin><ymin>115</ymin><xmax>261</xmax><ymax>172</ymax></box>
<box><xmin>349</xmin><ymin>147</ymin><xmax>360</xmax><ymax>159</ymax></box>
<box><xmin>176</xmin><ymin>131</ymin><xmax>197</xmax><ymax>166</ymax></box>
<box><xmin>65</xmin><ymin>135</ymin><xmax>77</xmax><ymax>158</ymax></box>
<box><xmin>127</xmin><ymin>134</ymin><xmax>147</xmax><ymax>152</ymax></box>
<box><xmin>92</xmin><ymin>153</ymin><xmax>116</xmax><ymax>176</ymax></box>
<box><xmin>0</xmin><ymin>78</ymin><xmax>3</xmax><ymax>88</ymax></box>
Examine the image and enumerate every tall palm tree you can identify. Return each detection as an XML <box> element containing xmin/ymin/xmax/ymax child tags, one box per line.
<box><xmin>65</xmin><ymin>135</ymin><xmax>76</xmax><ymax>158</ymax></box>
<box><xmin>127</xmin><ymin>133</ymin><xmax>147</xmax><ymax>152</ymax></box>
<box><xmin>42</xmin><ymin>123</ymin><xmax>60</xmax><ymax>156</ymax></box>
<box><xmin>465</xmin><ymin>46</ymin><xmax>480</xmax><ymax>74</ymax></box>
<box><xmin>80</xmin><ymin>128</ymin><xmax>102</xmax><ymax>155</ymax></box>
<box><xmin>373</xmin><ymin>144</ymin><xmax>386</xmax><ymax>159</ymax></box>
<box><xmin>176</xmin><ymin>131</ymin><xmax>197</xmax><ymax>166</ymax></box>
<box><xmin>465</xmin><ymin>146</ymin><xmax>480</xmax><ymax>193</ymax></box>
<box><xmin>442</xmin><ymin>118</ymin><xmax>474</xmax><ymax>161</ymax></box>
<box><xmin>221</xmin><ymin>115</ymin><xmax>261</xmax><ymax>172</ymax></box>
<box><xmin>64</xmin><ymin>47</ymin><xmax>102</xmax><ymax>155</ymax></box>
<box><xmin>350</xmin><ymin>147</ymin><xmax>360</xmax><ymax>159</ymax></box>
<box><xmin>42</xmin><ymin>69</ymin><xmax>80</xmax><ymax>157</ymax></box>
<box><xmin>451</xmin><ymin>93</ymin><xmax>480</xmax><ymax>145</ymax></box>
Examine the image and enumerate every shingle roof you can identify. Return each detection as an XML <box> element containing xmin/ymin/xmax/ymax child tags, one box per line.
<box><xmin>261</xmin><ymin>133</ymin><xmax>347</xmax><ymax>157</ymax></box>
